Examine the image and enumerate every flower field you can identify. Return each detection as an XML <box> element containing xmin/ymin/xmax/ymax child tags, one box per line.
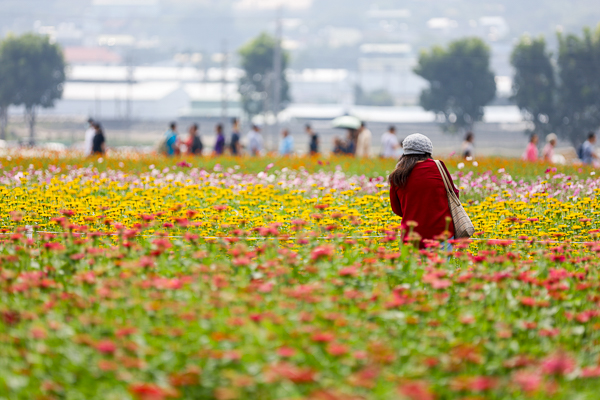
<box><xmin>1</xmin><ymin>155</ymin><xmax>600</xmax><ymax>399</ymax></box>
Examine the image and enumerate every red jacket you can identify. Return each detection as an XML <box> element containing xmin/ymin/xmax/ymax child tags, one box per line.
<box><xmin>389</xmin><ymin>159</ymin><xmax>459</xmax><ymax>245</ymax></box>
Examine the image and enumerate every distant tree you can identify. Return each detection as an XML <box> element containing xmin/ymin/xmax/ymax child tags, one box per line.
<box><xmin>0</xmin><ymin>34</ymin><xmax>66</xmax><ymax>145</ymax></box>
<box><xmin>354</xmin><ymin>85</ymin><xmax>395</xmax><ymax>107</ymax></box>
<box><xmin>0</xmin><ymin>47</ymin><xmax>12</xmax><ymax>141</ymax></box>
<box><xmin>414</xmin><ymin>37</ymin><xmax>496</xmax><ymax>131</ymax></box>
<box><xmin>238</xmin><ymin>33</ymin><xmax>290</xmax><ymax>118</ymax></box>
<box><xmin>510</xmin><ymin>36</ymin><xmax>557</xmax><ymax>136</ymax></box>
<box><xmin>555</xmin><ymin>26</ymin><xmax>600</xmax><ymax>146</ymax></box>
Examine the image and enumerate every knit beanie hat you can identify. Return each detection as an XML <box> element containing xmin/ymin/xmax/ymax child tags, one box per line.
<box><xmin>402</xmin><ymin>133</ymin><xmax>433</xmax><ymax>155</ymax></box>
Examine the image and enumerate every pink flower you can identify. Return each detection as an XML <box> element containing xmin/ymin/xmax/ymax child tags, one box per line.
<box><xmin>310</xmin><ymin>245</ymin><xmax>335</xmax><ymax>261</ymax></box>
<box><xmin>581</xmin><ymin>366</ymin><xmax>600</xmax><ymax>378</ymax></box>
<box><xmin>513</xmin><ymin>370</ymin><xmax>542</xmax><ymax>392</ymax></box>
<box><xmin>538</xmin><ymin>328</ymin><xmax>560</xmax><ymax>337</ymax></box>
<box><xmin>129</xmin><ymin>383</ymin><xmax>170</xmax><ymax>400</ymax></box>
<box><xmin>311</xmin><ymin>332</ymin><xmax>335</xmax><ymax>342</ymax></box>
<box><xmin>30</xmin><ymin>327</ymin><xmax>47</xmax><ymax>340</ymax></box>
<box><xmin>431</xmin><ymin>279</ymin><xmax>451</xmax><ymax>289</ymax></box>
<box><xmin>326</xmin><ymin>342</ymin><xmax>348</xmax><ymax>356</ymax></box>
<box><xmin>257</xmin><ymin>282</ymin><xmax>274</xmax><ymax>293</ymax></box>
<box><xmin>95</xmin><ymin>339</ymin><xmax>117</xmax><ymax>354</ymax></box>
<box><xmin>138</xmin><ymin>256</ymin><xmax>155</xmax><ymax>268</ymax></box>
<box><xmin>541</xmin><ymin>351</ymin><xmax>576</xmax><ymax>376</ymax></box>
<box><xmin>398</xmin><ymin>380</ymin><xmax>435</xmax><ymax>400</ymax></box>
<box><xmin>338</xmin><ymin>266</ymin><xmax>358</xmax><ymax>277</ymax></box>
<box><xmin>277</xmin><ymin>347</ymin><xmax>295</xmax><ymax>357</ymax></box>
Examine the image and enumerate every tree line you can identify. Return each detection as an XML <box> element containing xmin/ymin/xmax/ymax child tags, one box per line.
<box><xmin>0</xmin><ymin>33</ymin><xmax>66</xmax><ymax>143</ymax></box>
<box><xmin>0</xmin><ymin>28</ymin><xmax>599</xmax><ymax>147</ymax></box>
<box><xmin>414</xmin><ymin>25</ymin><xmax>600</xmax><ymax>146</ymax></box>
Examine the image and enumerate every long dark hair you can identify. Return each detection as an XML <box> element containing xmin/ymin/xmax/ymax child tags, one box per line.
<box><xmin>389</xmin><ymin>153</ymin><xmax>432</xmax><ymax>188</ymax></box>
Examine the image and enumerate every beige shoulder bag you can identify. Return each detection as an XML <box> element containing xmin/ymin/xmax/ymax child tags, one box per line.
<box><xmin>433</xmin><ymin>160</ymin><xmax>475</xmax><ymax>239</ymax></box>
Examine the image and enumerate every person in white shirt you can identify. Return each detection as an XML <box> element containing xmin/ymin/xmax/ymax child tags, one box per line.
<box><xmin>380</xmin><ymin>125</ymin><xmax>401</xmax><ymax>159</ymax></box>
<box><xmin>84</xmin><ymin>118</ymin><xmax>95</xmax><ymax>156</ymax></box>
<box><xmin>246</xmin><ymin>124</ymin><xmax>263</xmax><ymax>156</ymax></box>
<box><xmin>355</xmin><ymin>122</ymin><xmax>372</xmax><ymax>158</ymax></box>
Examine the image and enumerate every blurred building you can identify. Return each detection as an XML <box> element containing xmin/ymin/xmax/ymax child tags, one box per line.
<box><xmin>33</xmin><ymin>65</ymin><xmax>243</xmax><ymax>120</ymax></box>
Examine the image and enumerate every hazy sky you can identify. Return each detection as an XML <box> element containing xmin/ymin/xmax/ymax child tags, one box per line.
<box><xmin>234</xmin><ymin>0</ymin><xmax>314</xmax><ymax>10</ymax></box>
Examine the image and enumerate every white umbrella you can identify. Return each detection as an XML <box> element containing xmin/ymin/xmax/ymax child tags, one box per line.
<box><xmin>331</xmin><ymin>115</ymin><xmax>361</xmax><ymax>130</ymax></box>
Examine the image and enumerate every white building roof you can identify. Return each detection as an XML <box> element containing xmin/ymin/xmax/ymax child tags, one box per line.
<box><xmin>67</xmin><ymin>65</ymin><xmax>244</xmax><ymax>82</ymax></box>
<box><xmin>63</xmin><ymin>82</ymin><xmax>181</xmax><ymax>101</ymax></box>
<box><xmin>352</xmin><ymin>106</ymin><xmax>436</xmax><ymax>123</ymax></box>
<box><xmin>287</xmin><ymin>69</ymin><xmax>349</xmax><ymax>83</ymax></box>
<box><xmin>279</xmin><ymin>104</ymin><xmax>346</xmax><ymax>121</ymax></box>
<box><xmin>183</xmin><ymin>83</ymin><xmax>241</xmax><ymax>102</ymax></box>
<box><xmin>482</xmin><ymin>106</ymin><xmax>523</xmax><ymax>123</ymax></box>
<box><xmin>360</xmin><ymin>43</ymin><xmax>412</xmax><ymax>55</ymax></box>
<box><xmin>279</xmin><ymin>104</ymin><xmax>524</xmax><ymax>124</ymax></box>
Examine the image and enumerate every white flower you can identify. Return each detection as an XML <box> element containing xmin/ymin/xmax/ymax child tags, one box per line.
<box><xmin>472</xmin><ymin>161</ymin><xmax>478</xmax><ymax>167</ymax></box>
<box><xmin>591</xmin><ymin>172</ymin><xmax>596</xmax><ymax>176</ymax></box>
<box><xmin>458</xmin><ymin>163</ymin><xmax>465</xmax><ymax>169</ymax></box>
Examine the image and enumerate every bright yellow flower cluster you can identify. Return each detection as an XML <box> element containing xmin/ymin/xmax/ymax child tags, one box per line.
<box><xmin>1</xmin><ymin>167</ymin><xmax>599</xmax><ymax>245</ymax></box>
<box><xmin>0</xmin><ymin>178</ymin><xmax>399</xmax><ymax>238</ymax></box>
<box><xmin>467</xmin><ymin>191</ymin><xmax>600</xmax><ymax>241</ymax></box>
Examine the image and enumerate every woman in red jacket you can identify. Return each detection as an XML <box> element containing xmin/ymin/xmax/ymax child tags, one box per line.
<box><xmin>389</xmin><ymin>133</ymin><xmax>459</xmax><ymax>248</ymax></box>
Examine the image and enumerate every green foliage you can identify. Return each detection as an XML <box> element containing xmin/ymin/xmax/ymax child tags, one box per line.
<box><xmin>510</xmin><ymin>26</ymin><xmax>600</xmax><ymax>146</ymax></box>
<box><xmin>0</xmin><ymin>44</ymin><xmax>14</xmax><ymax>140</ymax></box>
<box><xmin>510</xmin><ymin>36</ymin><xmax>557</xmax><ymax>135</ymax></box>
<box><xmin>414</xmin><ymin>37</ymin><xmax>496</xmax><ymax>130</ymax></box>
<box><xmin>238</xmin><ymin>32</ymin><xmax>290</xmax><ymax>117</ymax></box>
<box><xmin>555</xmin><ymin>26</ymin><xmax>600</xmax><ymax>145</ymax></box>
<box><xmin>354</xmin><ymin>86</ymin><xmax>395</xmax><ymax>107</ymax></box>
<box><xmin>0</xmin><ymin>33</ymin><xmax>65</xmax><ymax>109</ymax></box>
<box><xmin>0</xmin><ymin>33</ymin><xmax>66</xmax><ymax>143</ymax></box>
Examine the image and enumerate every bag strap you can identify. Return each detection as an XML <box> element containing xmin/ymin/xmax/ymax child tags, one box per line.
<box><xmin>434</xmin><ymin>160</ymin><xmax>458</xmax><ymax>201</ymax></box>
<box><xmin>433</xmin><ymin>160</ymin><xmax>452</xmax><ymax>194</ymax></box>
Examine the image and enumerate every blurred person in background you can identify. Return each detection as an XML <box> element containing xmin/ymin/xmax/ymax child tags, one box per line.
<box><xmin>333</xmin><ymin>137</ymin><xmax>345</xmax><ymax>154</ymax></box>
<box><xmin>523</xmin><ymin>134</ymin><xmax>539</xmax><ymax>162</ymax></box>
<box><xmin>214</xmin><ymin>124</ymin><xmax>225</xmax><ymax>155</ymax></box>
<box><xmin>581</xmin><ymin>132</ymin><xmax>598</xmax><ymax>165</ymax></box>
<box><xmin>306</xmin><ymin>124</ymin><xmax>319</xmax><ymax>155</ymax></box>
<box><xmin>164</xmin><ymin>122</ymin><xmax>179</xmax><ymax>156</ymax></box>
<box><xmin>333</xmin><ymin>129</ymin><xmax>357</xmax><ymax>155</ymax></box>
<box><xmin>356</xmin><ymin>122</ymin><xmax>372</xmax><ymax>158</ymax></box>
<box><xmin>247</xmin><ymin>124</ymin><xmax>263</xmax><ymax>156</ymax></box>
<box><xmin>279</xmin><ymin>129</ymin><xmax>294</xmax><ymax>156</ymax></box>
<box><xmin>348</xmin><ymin>129</ymin><xmax>358</xmax><ymax>155</ymax></box>
<box><xmin>542</xmin><ymin>133</ymin><xmax>557</xmax><ymax>163</ymax></box>
<box><xmin>462</xmin><ymin>132</ymin><xmax>475</xmax><ymax>159</ymax></box>
<box><xmin>91</xmin><ymin>122</ymin><xmax>106</xmax><ymax>155</ymax></box>
<box><xmin>84</xmin><ymin>118</ymin><xmax>95</xmax><ymax>156</ymax></box>
<box><xmin>186</xmin><ymin>123</ymin><xmax>203</xmax><ymax>155</ymax></box>
<box><xmin>381</xmin><ymin>125</ymin><xmax>401</xmax><ymax>159</ymax></box>
<box><xmin>230</xmin><ymin>118</ymin><xmax>241</xmax><ymax>156</ymax></box>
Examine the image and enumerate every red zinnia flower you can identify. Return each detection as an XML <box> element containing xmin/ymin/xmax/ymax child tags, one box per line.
<box><xmin>95</xmin><ymin>339</ymin><xmax>117</xmax><ymax>354</ymax></box>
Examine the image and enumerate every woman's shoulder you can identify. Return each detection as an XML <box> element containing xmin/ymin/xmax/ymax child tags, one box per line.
<box><xmin>418</xmin><ymin>158</ymin><xmax>450</xmax><ymax>173</ymax></box>
<box><xmin>417</xmin><ymin>158</ymin><xmax>437</xmax><ymax>167</ymax></box>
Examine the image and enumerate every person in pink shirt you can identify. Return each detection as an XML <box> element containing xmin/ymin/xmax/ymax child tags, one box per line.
<box><xmin>523</xmin><ymin>134</ymin><xmax>539</xmax><ymax>161</ymax></box>
<box><xmin>542</xmin><ymin>133</ymin><xmax>557</xmax><ymax>162</ymax></box>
